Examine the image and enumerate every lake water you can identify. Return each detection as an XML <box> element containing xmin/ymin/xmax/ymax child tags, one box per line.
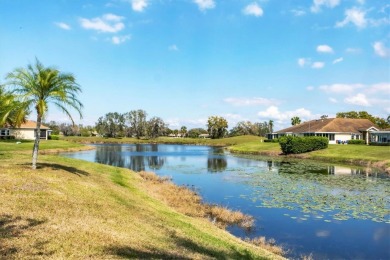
<box><xmin>61</xmin><ymin>144</ymin><xmax>390</xmax><ymax>259</ymax></box>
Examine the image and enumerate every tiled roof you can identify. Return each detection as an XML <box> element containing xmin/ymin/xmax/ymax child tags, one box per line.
<box><xmin>12</xmin><ymin>120</ymin><xmax>49</xmax><ymax>129</ymax></box>
<box><xmin>275</xmin><ymin>118</ymin><xmax>378</xmax><ymax>134</ymax></box>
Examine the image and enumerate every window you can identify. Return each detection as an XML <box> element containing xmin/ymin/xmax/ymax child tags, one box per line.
<box><xmin>329</xmin><ymin>134</ymin><xmax>335</xmax><ymax>141</ymax></box>
<box><xmin>0</xmin><ymin>129</ymin><xmax>9</xmax><ymax>136</ymax></box>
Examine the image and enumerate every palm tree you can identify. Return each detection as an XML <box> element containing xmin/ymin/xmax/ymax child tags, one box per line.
<box><xmin>0</xmin><ymin>85</ymin><xmax>28</xmax><ymax>127</ymax></box>
<box><xmin>6</xmin><ymin>59</ymin><xmax>83</xmax><ymax>169</ymax></box>
<box><xmin>291</xmin><ymin>116</ymin><xmax>301</xmax><ymax>126</ymax></box>
<box><xmin>268</xmin><ymin>120</ymin><xmax>274</xmax><ymax>133</ymax></box>
<box><xmin>180</xmin><ymin>126</ymin><xmax>187</xmax><ymax>137</ymax></box>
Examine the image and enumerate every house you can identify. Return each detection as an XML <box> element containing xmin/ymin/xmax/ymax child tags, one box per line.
<box><xmin>267</xmin><ymin>118</ymin><xmax>384</xmax><ymax>144</ymax></box>
<box><xmin>0</xmin><ymin>120</ymin><xmax>51</xmax><ymax>140</ymax></box>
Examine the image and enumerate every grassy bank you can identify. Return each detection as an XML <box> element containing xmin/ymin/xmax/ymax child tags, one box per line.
<box><xmin>0</xmin><ymin>141</ymin><xmax>283</xmax><ymax>259</ymax></box>
<box><xmin>228</xmin><ymin>138</ymin><xmax>390</xmax><ymax>172</ymax></box>
<box><xmin>62</xmin><ymin>135</ymin><xmax>264</xmax><ymax>147</ymax></box>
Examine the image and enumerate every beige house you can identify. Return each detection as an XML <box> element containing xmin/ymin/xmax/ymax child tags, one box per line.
<box><xmin>267</xmin><ymin>118</ymin><xmax>382</xmax><ymax>144</ymax></box>
<box><xmin>0</xmin><ymin>120</ymin><xmax>51</xmax><ymax>140</ymax></box>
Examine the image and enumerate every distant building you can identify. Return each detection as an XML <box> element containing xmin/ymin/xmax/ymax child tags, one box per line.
<box><xmin>0</xmin><ymin>120</ymin><xmax>51</xmax><ymax>140</ymax></box>
<box><xmin>267</xmin><ymin>118</ymin><xmax>388</xmax><ymax>144</ymax></box>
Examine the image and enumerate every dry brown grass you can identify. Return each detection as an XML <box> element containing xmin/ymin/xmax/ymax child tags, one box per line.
<box><xmin>0</xmin><ymin>146</ymin><xmax>285</xmax><ymax>259</ymax></box>
<box><xmin>245</xmin><ymin>237</ymin><xmax>284</xmax><ymax>256</ymax></box>
<box><xmin>139</xmin><ymin>171</ymin><xmax>255</xmax><ymax>229</ymax></box>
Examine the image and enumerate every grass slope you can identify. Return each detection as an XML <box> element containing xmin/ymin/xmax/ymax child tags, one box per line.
<box><xmin>0</xmin><ymin>142</ymin><xmax>282</xmax><ymax>259</ymax></box>
<box><xmin>228</xmin><ymin>138</ymin><xmax>390</xmax><ymax>171</ymax></box>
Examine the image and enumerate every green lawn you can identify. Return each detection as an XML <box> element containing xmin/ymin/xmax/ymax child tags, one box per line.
<box><xmin>0</xmin><ymin>139</ymin><xmax>85</xmax><ymax>152</ymax></box>
<box><xmin>62</xmin><ymin>135</ymin><xmax>265</xmax><ymax>146</ymax></box>
<box><xmin>0</xmin><ymin>140</ymin><xmax>283</xmax><ymax>259</ymax></box>
<box><xmin>228</xmin><ymin>138</ymin><xmax>390</xmax><ymax>171</ymax></box>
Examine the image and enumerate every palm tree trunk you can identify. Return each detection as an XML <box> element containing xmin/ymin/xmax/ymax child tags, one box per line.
<box><xmin>32</xmin><ymin>115</ymin><xmax>42</xmax><ymax>169</ymax></box>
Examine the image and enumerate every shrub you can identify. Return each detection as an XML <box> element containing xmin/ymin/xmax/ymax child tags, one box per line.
<box><xmin>347</xmin><ymin>139</ymin><xmax>365</xmax><ymax>145</ymax></box>
<box><xmin>279</xmin><ymin>136</ymin><xmax>328</xmax><ymax>154</ymax></box>
<box><xmin>49</xmin><ymin>134</ymin><xmax>60</xmax><ymax>140</ymax></box>
<box><xmin>264</xmin><ymin>138</ymin><xmax>279</xmax><ymax>143</ymax></box>
<box><xmin>370</xmin><ymin>142</ymin><xmax>390</xmax><ymax>146</ymax></box>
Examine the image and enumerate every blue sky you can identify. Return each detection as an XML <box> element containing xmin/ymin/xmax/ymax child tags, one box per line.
<box><xmin>1</xmin><ymin>0</ymin><xmax>389</xmax><ymax>130</ymax></box>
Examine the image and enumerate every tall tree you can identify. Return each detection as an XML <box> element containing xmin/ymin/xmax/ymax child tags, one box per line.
<box><xmin>336</xmin><ymin>111</ymin><xmax>390</xmax><ymax>129</ymax></box>
<box><xmin>95</xmin><ymin>112</ymin><xmax>125</xmax><ymax>137</ymax></box>
<box><xmin>6</xmin><ymin>59</ymin><xmax>83</xmax><ymax>169</ymax></box>
<box><xmin>180</xmin><ymin>126</ymin><xmax>187</xmax><ymax>137</ymax></box>
<box><xmin>268</xmin><ymin>120</ymin><xmax>274</xmax><ymax>133</ymax></box>
<box><xmin>125</xmin><ymin>109</ymin><xmax>147</xmax><ymax>139</ymax></box>
<box><xmin>207</xmin><ymin>116</ymin><xmax>228</xmax><ymax>139</ymax></box>
<box><xmin>291</xmin><ymin>116</ymin><xmax>301</xmax><ymax>126</ymax></box>
<box><xmin>146</xmin><ymin>116</ymin><xmax>166</xmax><ymax>139</ymax></box>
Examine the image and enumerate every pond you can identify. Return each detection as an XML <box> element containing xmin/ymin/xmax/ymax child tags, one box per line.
<box><xmin>60</xmin><ymin>144</ymin><xmax>390</xmax><ymax>259</ymax></box>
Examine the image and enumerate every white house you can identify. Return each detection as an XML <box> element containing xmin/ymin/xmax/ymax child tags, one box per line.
<box><xmin>267</xmin><ymin>118</ymin><xmax>383</xmax><ymax>144</ymax></box>
<box><xmin>0</xmin><ymin>120</ymin><xmax>51</xmax><ymax>140</ymax></box>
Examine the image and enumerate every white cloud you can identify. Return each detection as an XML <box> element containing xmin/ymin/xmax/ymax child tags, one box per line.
<box><xmin>193</xmin><ymin>0</ymin><xmax>215</xmax><ymax>11</ymax></box>
<box><xmin>169</xmin><ymin>44</ymin><xmax>179</xmax><ymax>51</ymax></box>
<box><xmin>298</xmin><ymin>58</ymin><xmax>310</xmax><ymax>67</ymax></box>
<box><xmin>111</xmin><ymin>35</ymin><xmax>131</xmax><ymax>44</ymax></box>
<box><xmin>319</xmin><ymin>83</ymin><xmax>364</xmax><ymax>94</ymax></box>
<box><xmin>346</xmin><ymin>47</ymin><xmax>361</xmax><ymax>54</ymax></box>
<box><xmin>311</xmin><ymin>0</ymin><xmax>340</xmax><ymax>13</ymax></box>
<box><xmin>103</xmin><ymin>13</ymin><xmax>124</xmax><ymax>22</ymax></box>
<box><xmin>356</xmin><ymin>0</ymin><xmax>365</xmax><ymax>4</ymax></box>
<box><xmin>317</xmin><ymin>44</ymin><xmax>334</xmax><ymax>53</ymax></box>
<box><xmin>131</xmin><ymin>0</ymin><xmax>148</xmax><ymax>12</ymax></box>
<box><xmin>306</xmin><ymin>86</ymin><xmax>314</xmax><ymax>91</ymax></box>
<box><xmin>166</xmin><ymin>117</ymin><xmax>208</xmax><ymax>129</ymax></box>
<box><xmin>373</xmin><ymin>41</ymin><xmax>390</xmax><ymax>58</ymax></box>
<box><xmin>243</xmin><ymin>3</ymin><xmax>264</xmax><ymax>17</ymax></box>
<box><xmin>312</xmin><ymin>62</ymin><xmax>325</xmax><ymax>69</ymax></box>
<box><xmin>258</xmin><ymin>106</ymin><xmax>313</xmax><ymax>123</ymax></box>
<box><xmin>344</xmin><ymin>93</ymin><xmax>370</xmax><ymax>106</ymax></box>
<box><xmin>224</xmin><ymin>97</ymin><xmax>279</xmax><ymax>106</ymax></box>
<box><xmin>291</xmin><ymin>8</ymin><xmax>306</xmax><ymax>16</ymax></box>
<box><xmin>336</xmin><ymin>7</ymin><xmax>367</xmax><ymax>28</ymax></box>
<box><xmin>80</xmin><ymin>13</ymin><xmax>125</xmax><ymax>33</ymax></box>
<box><xmin>329</xmin><ymin>97</ymin><xmax>338</xmax><ymax>103</ymax></box>
<box><xmin>366</xmin><ymin>82</ymin><xmax>390</xmax><ymax>93</ymax></box>
<box><xmin>332</xmin><ymin>57</ymin><xmax>343</xmax><ymax>64</ymax></box>
<box><xmin>55</xmin><ymin>22</ymin><xmax>71</xmax><ymax>30</ymax></box>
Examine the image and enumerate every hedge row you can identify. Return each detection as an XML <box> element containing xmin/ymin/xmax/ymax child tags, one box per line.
<box><xmin>264</xmin><ymin>138</ymin><xmax>279</xmax><ymax>143</ymax></box>
<box><xmin>370</xmin><ymin>142</ymin><xmax>390</xmax><ymax>146</ymax></box>
<box><xmin>347</xmin><ymin>139</ymin><xmax>365</xmax><ymax>145</ymax></box>
<box><xmin>279</xmin><ymin>136</ymin><xmax>328</xmax><ymax>154</ymax></box>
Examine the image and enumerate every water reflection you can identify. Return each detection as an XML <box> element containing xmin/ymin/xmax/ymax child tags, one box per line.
<box><xmin>94</xmin><ymin>144</ymin><xmax>165</xmax><ymax>171</ymax></box>
<box><xmin>94</xmin><ymin>144</ymin><xmax>126</xmax><ymax>168</ymax></box>
<box><xmin>207</xmin><ymin>157</ymin><xmax>227</xmax><ymax>172</ymax></box>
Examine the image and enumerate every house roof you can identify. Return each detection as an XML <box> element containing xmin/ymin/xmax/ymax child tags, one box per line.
<box><xmin>7</xmin><ymin>120</ymin><xmax>49</xmax><ymax>129</ymax></box>
<box><xmin>275</xmin><ymin>118</ymin><xmax>378</xmax><ymax>134</ymax></box>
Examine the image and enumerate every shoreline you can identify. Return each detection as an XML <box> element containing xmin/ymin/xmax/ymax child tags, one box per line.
<box><xmin>228</xmin><ymin>147</ymin><xmax>390</xmax><ymax>174</ymax></box>
<box><xmin>62</xmin><ymin>136</ymin><xmax>390</xmax><ymax>174</ymax></box>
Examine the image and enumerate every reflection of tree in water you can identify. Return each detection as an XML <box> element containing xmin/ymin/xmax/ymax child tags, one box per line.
<box><xmin>95</xmin><ymin>145</ymin><xmax>125</xmax><ymax>168</ymax></box>
<box><xmin>207</xmin><ymin>157</ymin><xmax>227</xmax><ymax>172</ymax></box>
<box><xmin>128</xmin><ymin>144</ymin><xmax>165</xmax><ymax>172</ymax></box>
<box><xmin>207</xmin><ymin>148</ymin><xmax>227</xmax><ymax>172</ymax></box>
<box><xmin>147</xmin><ymin>144</ymin><xmax>165</xmax><ymax>170</ymax></box>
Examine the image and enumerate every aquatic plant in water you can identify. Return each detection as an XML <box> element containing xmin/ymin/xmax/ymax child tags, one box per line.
<box><xmin>236</xmin><ymin>162</ymin><xmax>390</xmax><ymax>223</ymax></box>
